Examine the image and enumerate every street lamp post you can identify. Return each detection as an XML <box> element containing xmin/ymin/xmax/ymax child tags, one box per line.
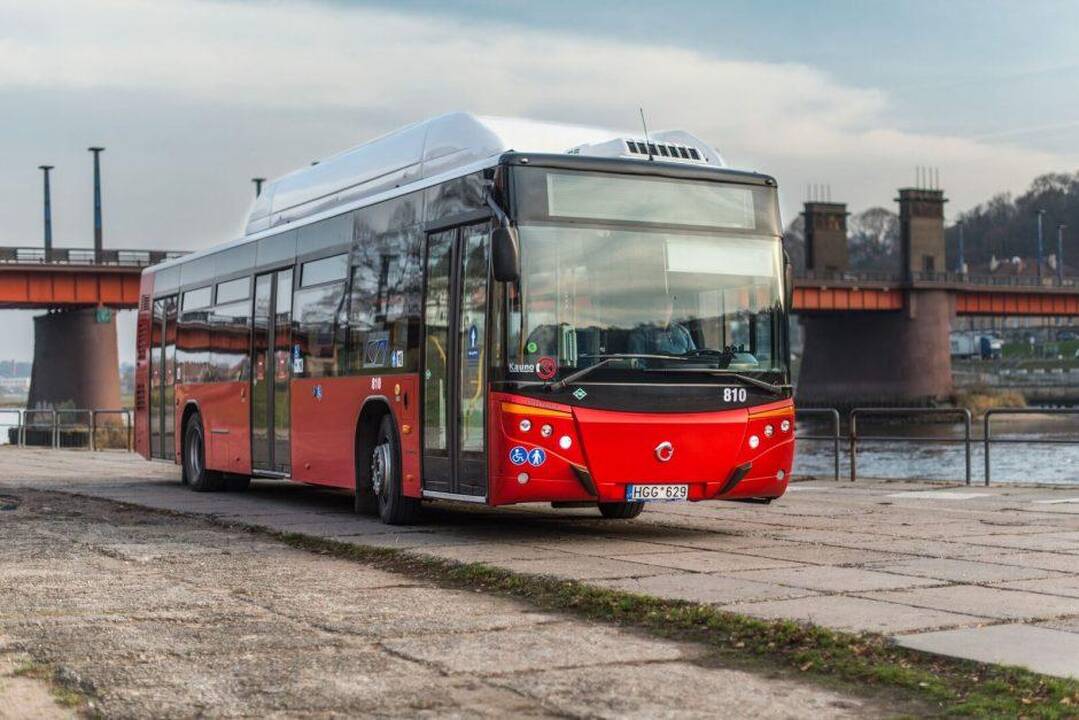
<box><xmin>1036</xmin><ymin>209</ymin><xmax>1045</xmax><ymax>280</ymax></box>
<box><xmin>1059</xmin><ymin>224</ymin><xmax>1067</xmax><ymax>284</ymax></box>
<box><xmin>88</xmin><ymin>147</ymin><xmax>105</xmax><ymax>263</ymax></box>
<box><xmin>956</xmin><ymin>219</ymin><xmax>965</xmax><ymax>274</ymax></box>
<box><xmin>38</xmin><ymin>165</ymin><xmax>54</xmax><ymax>256</ymax></box>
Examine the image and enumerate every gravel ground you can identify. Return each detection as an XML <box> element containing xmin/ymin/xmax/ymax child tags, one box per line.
<box><xmin>0</xmin><ymin>489</ymin><xmax>882</xmax><ymax>719</ymax></box>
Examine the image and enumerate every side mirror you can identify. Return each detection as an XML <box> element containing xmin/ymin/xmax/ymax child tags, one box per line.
<box><xmin>492</xmin><ymin>226</ymin><xmax>520</xmax><ymax>282</ymax></box>
<box><xmin>783</xmin><ymin>249</ymin><xmax>794</xmax><ymax>309</ymax></box>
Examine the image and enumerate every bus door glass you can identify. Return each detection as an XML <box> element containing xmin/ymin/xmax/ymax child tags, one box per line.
<box><xmin>421</xmin><ymin>222</ymin><xmax>490</xmax><ymax>498</ymax></box>
<box><xmin>150</xmin><ymin>296</ymin><xmax>177</xmax><ymax>460</ymax></box>
<box><xmin>250</xmin><ymin>269</ymin><xmax>293</xmax><ymax>473</ymax></box>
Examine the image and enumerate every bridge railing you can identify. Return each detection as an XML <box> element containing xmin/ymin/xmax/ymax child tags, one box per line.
<box><xmin>795</xmin><ymin>268</ymin><xmax>1079</xmax><ymax>290</ymax></box>
<box><xmin>0</xmin><ymin>247</ymin><xmax>186</xmax><ymax>267</ymax></box>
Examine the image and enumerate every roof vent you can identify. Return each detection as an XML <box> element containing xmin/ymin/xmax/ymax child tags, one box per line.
<box><xmin>568</xmin><ymin>134</ymin><xmax>720</xmax><ymax>166</ymax></box>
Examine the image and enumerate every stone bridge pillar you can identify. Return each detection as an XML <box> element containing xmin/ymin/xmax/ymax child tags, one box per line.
<box><xmin>797</xmin><ymin>190</ymin><xmax>955</xmax><ymax>407</ymax></box>
<box><xmin>27</xmin><ymin>307</ymin><xmax>121</xmax><ymax>412</ymax></box>
<box><xmin>804</xmin><ymin>201</ymin><xmax>849</xmax><ymax>273</ymax></box>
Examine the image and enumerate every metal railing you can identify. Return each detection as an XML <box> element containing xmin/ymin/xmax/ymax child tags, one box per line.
<box><xmin>850</xmin><ymin>408</ymin><xmax>973</xmax><ymax>485</ymax></box>
<box><xmin>983</xmin><ymin>408</ymin><xmax>1079</xmax><ymax>486</ymax></box>
<box><xmin>794</xmin><ymin>408</ymin><xmax>841</xmax><ymax>482</ymax></box>
<box><xmin>0</xmin><ymin>247</ymin><xmax>186</xmax><ymax>268</ymax></box>
<box><xmin>794</xmin><ymin>269</ymin><xmax>1079</xmax><ymax>291</ymax></box>
<box><xmin>2</xmin><ymin>409</ymin><xmax>132</xmax><ymax>451</ymax></box>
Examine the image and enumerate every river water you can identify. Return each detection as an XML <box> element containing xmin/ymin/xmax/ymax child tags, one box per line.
<box><xmin>794</xmin><ymin>413</ymin><xmax>1079</xmax><ymax>485</ymax></box>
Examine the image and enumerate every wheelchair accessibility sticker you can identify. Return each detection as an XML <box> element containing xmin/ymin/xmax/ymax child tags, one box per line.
<box><xmin>509</xmin><ymin>446</ymin><xmax>528</xmax><ymax>465</ymax></box>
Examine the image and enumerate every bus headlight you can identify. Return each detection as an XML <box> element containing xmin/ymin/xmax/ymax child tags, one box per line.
<box><xmin>519</xmin><ymin>419</ymin><xmax>532</xmax><ymax>432</ymax></box>
<box><xmin>780</xmin><ymin>419</ymin><xmax>791</xmax><ymax>433</ymax></box>
<box><xmin>748</xmin><ymin>435</ymin><xmax>760</xmax><ymax>449</ymax></box>
<box><xmin>764</xmin><ymin>424</ymin><xmax>774</xmax><ymax>438</ymax></box>
<box><xmin>540</xmin><ymin>424</ymin><xmax>553</xmax><ymax>438</ymax></box>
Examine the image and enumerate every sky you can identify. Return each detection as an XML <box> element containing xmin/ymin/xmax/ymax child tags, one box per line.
<box><xmin>1</xmin><ymin>0</ymin><xmax>1078</xmax><ymax>361</ymax></box>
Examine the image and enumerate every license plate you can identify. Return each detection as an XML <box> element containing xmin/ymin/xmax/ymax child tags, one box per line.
<box><xmin>625</xmin><ymin>484</ymin><xmax>688</xmax><ymax>502</ymax></box>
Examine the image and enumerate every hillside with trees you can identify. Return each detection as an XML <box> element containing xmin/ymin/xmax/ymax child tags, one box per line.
<box><xmin>784</xmin><ymin>171</ymin><xmax>1079</xmax><ymax>275</ymax></box>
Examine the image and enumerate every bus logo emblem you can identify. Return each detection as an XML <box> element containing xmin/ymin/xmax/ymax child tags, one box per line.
<box><xmin>536</xmin><ymin>356</ymin><xmax>557</xmax><ymax>381</ymax></box>
<box><xmin>572</xmin><ymin>388</ymin><xmax>587</xmax><ymax>400</ymax></box>
<box><xmin>655</xmin><ymin>441</ymin><xmax>674</xmax><ymax>462</ymax></box>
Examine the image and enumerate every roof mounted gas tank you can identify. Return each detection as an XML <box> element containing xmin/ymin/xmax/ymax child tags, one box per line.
<box><xmin>244</xmin><ymin>113</ymin><xmax>725</xmax><ymax>236</ymax></box>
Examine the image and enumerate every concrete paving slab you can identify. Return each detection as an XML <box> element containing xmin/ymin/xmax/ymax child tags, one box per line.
<box><xmin>862</xmin><ymin>584</ymin><xmax>1079</xmax><ymax>621</ymax></box>
<box><xmin>413</xmin><ymin>542</ymin><xmax>578</xmax><ymax>564</ymax></box>
<box><xmin>488</xmin><ymin>556</ymin><xmax>677</xmax><ymax>580</ymax></box>
<box><xmin>897</xmin><ymin>624</ymin><xmax>1079</xmax><ymax>680</ymax></box>
<box><xmin>726</xmin><ymin>565</ymin><xmax>944</xmax><ymax>593</ymax></box>
<box><xmin>867</xmin><ymin>557</ymin><xmax>1068</xmax><ymax>584</ymax></box>
<box><xmin>381</xmin><ymin>622</ymin><xmax>690</xmax><ymax>675</ymax></box>
<box><xmin>1037</xmin><ymin>616</ymin><xmax>1079</xmax><ymax>634</ymax></box>
<box><xmin>956</xmin><ymin>533</ymin><xmax>1079</xmax><ymax>553</ymax></box>
<box><xmin>612</xmin><ymin>550</ymin><xmax>803</xmax><ymax>574</ymax></box>
<box><xmin>730</xmin><ymin>595</ymin><xmax>988</xmax><ymax>635</ymax></box>
<box><xmin>733</xmin><ymin>545</ymin><xmax>912</xmax><ymax>566</ymax></box>
<box><xmin>993</xmin><ymin>575</ymin><xmax>1079</xmax><ymax>598</ymax></box>
<box><xmin>988</xmin><ymin>552</ymin><xmax>1079</xmax><ymax>574</ymax></box>
<box><xmin>518</xmin><ymin>537</ymin><xmax>696</xmax><ymax>556</ymax></box>
<box><xmin>596</xmin><ymin>573</ymin><xmax>818</xmax><ymax>605</ymax></box>
<box><xmin>496</xmin><ymin>661</ymin><xmax>875</xmax><ymax>720</ymax></box>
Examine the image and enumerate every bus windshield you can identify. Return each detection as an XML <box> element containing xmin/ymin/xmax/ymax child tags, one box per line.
<box><xmin>506</xmin><ymin>168</ymin><xmax>787</xmax><ymax>382</ymax></box>
<box><xmin>507</xmin><ymin>226</ymin><xmax>786</xmax><ymax>379</ymax></box>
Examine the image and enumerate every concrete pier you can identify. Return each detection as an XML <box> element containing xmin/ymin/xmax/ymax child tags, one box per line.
<box><xmin>27</xmin><ymin>307</ymin><xmax>121</xmax><ymax>411</ymax></box>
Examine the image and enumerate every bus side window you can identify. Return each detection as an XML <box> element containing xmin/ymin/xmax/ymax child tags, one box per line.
<box><xmin>348</xmin><ymin>222</ymin><xmax>423</xmax><ymax>373</ymax></box>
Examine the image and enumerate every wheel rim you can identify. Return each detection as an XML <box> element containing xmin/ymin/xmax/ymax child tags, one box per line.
<box><xmin>371</xmin><ymin>441</ymin><xmax>392</xmax><ymax>499</ymax></box>
<box><xmin>188</xmin><ymin>431</ymin><xmax>202</xmax><ymax>479</ymax></box>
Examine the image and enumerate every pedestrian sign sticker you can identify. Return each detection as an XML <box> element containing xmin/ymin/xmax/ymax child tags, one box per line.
<box><xmin>527</xmin><ymin>448</ymin><xmax>546</xmax><ymax>467</ymax></box>
<box><xmin>509</xmin><ymin>446</ymin><xmax>528</xmax><ymax>465</ymax></box>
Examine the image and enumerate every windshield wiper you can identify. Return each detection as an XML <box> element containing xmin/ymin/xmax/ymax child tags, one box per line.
<box><xmin>547</xmin><ymin>353</ymin><xmax>686</xmax><ymax>392</ymax></box>
<box><xmin>642</xmin><ymin>367</ymin><xmax>788</xmax><ymax>396</ymax></box>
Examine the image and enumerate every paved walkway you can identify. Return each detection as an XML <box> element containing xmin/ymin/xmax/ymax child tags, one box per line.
<box><xmin>4</xmin><ymin>449</ymin><xmax>1079</xmax><ymax>681</ymax></box>
<box><xmin>0</xmin><ymin>486</ymin><xmax>872</xmax><ymax>718</ymax></box>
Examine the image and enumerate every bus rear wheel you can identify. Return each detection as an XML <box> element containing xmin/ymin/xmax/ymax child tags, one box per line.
<box><xmin>183</xmin><ymin>415</ymin><xmax>223</xmax><ymax>492</ymax></box>
<box><xmin>371</xmin><ymin>415</ymin><xmax>420</xmax><ymax>525</ymax></box>
<box><xmin>597</xmin><ymin>501</ymin><xmax>645</xmax><ymax>519</ymax></box>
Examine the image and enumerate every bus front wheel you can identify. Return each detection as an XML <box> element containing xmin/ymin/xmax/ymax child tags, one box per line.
<box><xmin>183</xmin><ymin>415</ymin><xmax>223</xmax><ymax>492</ymax></box>
<box><xmin>597</xmin><ymin>501</ymin><xmax>645</xmax><ymax>519</ymax></box>
<box><xmin>371</xmin><ymin>415</ymin><xmax>420</xmax><ymax>525</ymax></box>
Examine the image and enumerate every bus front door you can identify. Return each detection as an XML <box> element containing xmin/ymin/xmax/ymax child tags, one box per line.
<box><xmin>251</xmin><ymin>269</ymin><xmax>293</xmax><ymax>474</ymax></box>
<box><xmin>422</xmin><ymin>223</ymin><xmax>490</xmax><ymax>499</ymax></box>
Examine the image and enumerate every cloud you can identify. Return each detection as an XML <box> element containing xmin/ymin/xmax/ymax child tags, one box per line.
<box><xmin>0</xmin><ymin>0</ymin><xmax>1073</xmax><ymax>245</ymax></box>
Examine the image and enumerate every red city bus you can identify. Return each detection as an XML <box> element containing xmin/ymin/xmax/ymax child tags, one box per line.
<box><xmin>136</xmin><ymin>113</ymin><xmax>795</xmax><ymax>524</ymax></box>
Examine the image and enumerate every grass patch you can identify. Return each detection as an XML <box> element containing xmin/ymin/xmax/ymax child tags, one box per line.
<box><xmin>267</xmin><ymin>529</ymin><xmax>1079</xmax><ymax>719</ymax></box>
<box><xmin>10</xmin><ymin>658</ymin><xmax>96</xmax><ymax>714</ymax></box>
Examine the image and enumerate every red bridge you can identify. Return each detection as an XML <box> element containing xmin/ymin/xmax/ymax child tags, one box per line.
<box><xmin>793</xmin><ymin>189</ymin><xmax>1079</xmax><ymax>406</ymax></box>
<box><xmin>0</xmin><ymin>247</ymin><xmax>185</xmax><ymax>412</ymax></box>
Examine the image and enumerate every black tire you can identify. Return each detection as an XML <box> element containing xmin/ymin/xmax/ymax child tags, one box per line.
<box><xmin>354</xmin><ymin>435</ymin><xmax>378</xmax><ymax>516</ymax></box>
<box><xmin>223</xmin><ymin>474</ymin><xmax>251</xmax><ymax>492</ymax></box>
<box><xmin>371</xmin><ymin>415</ymin><xmax>420</xmax><ymax>525</ymax></box>
<box><xmin>183</xmin><ymin>415</ymin><xmax>223</xmax><ymax>492</ymax></box>
<box><xmin>598</xmin><ymin>501</ymin><xmax>645</xmax><ymax>519</ymax></box>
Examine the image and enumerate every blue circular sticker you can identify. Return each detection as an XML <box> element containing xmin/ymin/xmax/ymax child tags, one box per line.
<box><xmin>527</xmin><ymin>447</ymin><xmax>547</xmax><ymax>467</ymax></box>
<box><xmin>509</xmin><ymin>446</ymin><xmax>528</xmax><ymax>466</ymax></box>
